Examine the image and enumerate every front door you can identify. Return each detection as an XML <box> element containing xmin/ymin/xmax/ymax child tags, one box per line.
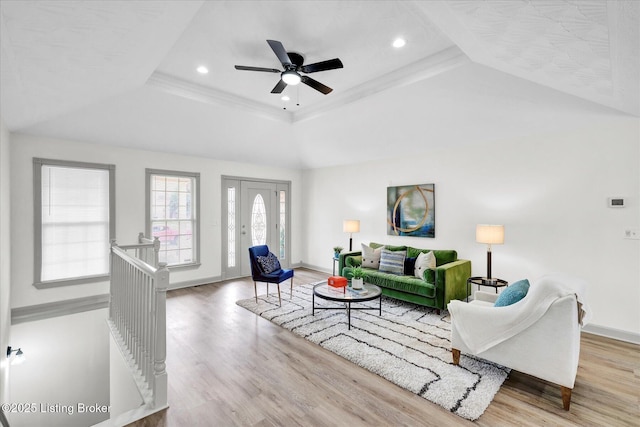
<box><xmin>240</xmin><ymin>181</ymin><xmax>277</xmax><ymax>276</ymax></box>
<box><xmin>222</xmin><ymin>177</ymin><xmax>290</xmax><ymax>279</ymax></box>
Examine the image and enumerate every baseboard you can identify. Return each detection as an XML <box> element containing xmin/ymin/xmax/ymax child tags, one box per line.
<box><xmin>583</xmin><ymin>324</ymin><xmax>640</xmax><ymax>345</ymax></box>
<box><xmin>11</xmin><ymin>294</ymin><xmax>110</xmax><ymax>324</ymax></box>
<box><xmin>168</xmin><ymin>276</ymin><xmax>221</xmax><ymax>290</ymax></box>
<box><xmin>299</xmin><ymin>262</ymin><xmax>332</xmax><ymax>274</ymax></box>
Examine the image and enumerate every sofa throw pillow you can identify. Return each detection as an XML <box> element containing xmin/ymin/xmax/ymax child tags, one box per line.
<box><xmin>361</xmin><ymin>244</ymin><xmax>382</xmax><ymax>269</ymax></box>
<box><xmin>404</xmin><ymin>257</ymin><xmax>417</xmax><ymax>275</ymax></box>
<box><xmin>379</xmin><ymin>249</ymin><xmax>406</xmax><ymax>275</ymax></box>
<box><xmin>414</xmin><ymin>251</ymin><xmax>436</xmax><ymax>280</ymax></box>
<box><xmin>494</xmin><ymin>279</ymin><xmax>530</xmax><ymax>307</ymax></box>
<box><xmin>257</xmin><ymin>252</ymin><xmax>281</xmax><ymax>274</ymax></box>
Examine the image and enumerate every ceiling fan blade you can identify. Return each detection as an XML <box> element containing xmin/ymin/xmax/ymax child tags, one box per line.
<box><xmin>301</xmin><ymin>76</ymin><xmax>332</xmax><ymax>94</ymax></box>
<box><xmin>267</xmin><ymin>40</ymin><xmax>292</xmax><ymax>68</ymax></box>
<box><xmin>300</xmin><ymin>58</ymin><xmax>344</xmax><ymax>73</ymax></box>
<box><xmin>270</xmin><ymin>79</ymin><xmax>287</xmax><ymax>94</ymax></box>
<box><xmin>235</xmin><ymin>65</ymin><xmax>281</xmax><ymax>73</ymax></box>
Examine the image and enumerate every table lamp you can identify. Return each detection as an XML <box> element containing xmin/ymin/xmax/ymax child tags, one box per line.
<box><xmin>476</xmin><ymin>224</ymin><xmax>504</xmax><ymax>282</ymax></box>
<box><xmin>343</xmin><ymin>220</ymin><xmax>360</xmax><ymax>251</ymax></box>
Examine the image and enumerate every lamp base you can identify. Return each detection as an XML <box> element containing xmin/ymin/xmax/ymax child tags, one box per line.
<box><xmin>480</xmin><ymin>277</ymin><xmax>498</xmax><ymax>285</ymax></box>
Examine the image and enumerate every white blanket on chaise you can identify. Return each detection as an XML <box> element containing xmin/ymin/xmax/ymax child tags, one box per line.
<box><xmin>448</xmin><ymin>273</ymin><xmax>590</xmax><ymax>354</ymax></box>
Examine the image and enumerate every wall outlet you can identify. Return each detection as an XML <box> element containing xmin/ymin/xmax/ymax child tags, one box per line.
<box><xmin>624</xmin><ymin>228</ymin><xmax>639</xmax><ymax>240</ymax></box>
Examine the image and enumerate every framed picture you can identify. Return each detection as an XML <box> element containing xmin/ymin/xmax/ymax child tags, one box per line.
<box><xmin>387</xmin><ymin>184</ymin><xmax>435</xmax><ymax>237</ymax></box>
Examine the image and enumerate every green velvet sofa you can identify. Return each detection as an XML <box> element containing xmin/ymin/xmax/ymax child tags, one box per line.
<box><xmin>339</xmin><ymin>242</ymin><xmax>471</xmax><ymax>313</ymax></box>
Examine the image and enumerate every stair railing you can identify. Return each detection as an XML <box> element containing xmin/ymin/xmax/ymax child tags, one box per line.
<box><xmin>108</xmin><ymin>238</ymin><xmax>168</xmax><ymax>409</ymax></box>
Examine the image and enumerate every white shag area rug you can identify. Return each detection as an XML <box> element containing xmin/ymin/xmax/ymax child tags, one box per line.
<box><xmin>236</xmin><ymin>282</ymin><xmax>509</xmax><ymax>421</ymax></box>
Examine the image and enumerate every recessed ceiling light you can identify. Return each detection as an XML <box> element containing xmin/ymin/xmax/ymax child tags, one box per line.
<box><xmin>392</xmin><ymin>38</ymin><xmax>406</xmax><ymax>48</ymax></box>
<box><xmin>196</xmin><ymin>66</ymin><xmax>209</xmax><ymax>74</ymax></box>
<box><xmin>281</xmin><ymin>95</ymin><xmax>290</xmax><ymax>101</ymax></box>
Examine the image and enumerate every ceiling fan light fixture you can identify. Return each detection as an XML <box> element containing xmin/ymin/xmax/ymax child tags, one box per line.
<box><xmin>282</xmin><ymin>70</ymin><xmax>301</xmax><ymax>86</ymax></box>
<box><xmin>234</xmin><ymin>39</ymin><xmax>341</xmax><ymax>95</ymax></box>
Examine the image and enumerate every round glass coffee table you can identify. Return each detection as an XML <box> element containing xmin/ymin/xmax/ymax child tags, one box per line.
<box><xmin>312</xmin><ymin>282</ymin><xmax>382</xmax><ymax>330</ymax></box>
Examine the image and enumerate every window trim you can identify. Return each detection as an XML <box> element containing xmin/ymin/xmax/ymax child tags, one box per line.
<box><xmin>145</xmin><ymin>168</ymin><xmax>201</xmax><ymax>270</ymax></box>
<box><xmin>33</xmin><ymin>158</ymin><xmax>116</xmax><ymax>288</ymax></box>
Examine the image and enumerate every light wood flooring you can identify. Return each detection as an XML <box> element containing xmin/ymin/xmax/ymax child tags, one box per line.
<box><xmin>128</xmin><ymin>268</ymin><xmax>639</xmax><ymax>426</ymax></box>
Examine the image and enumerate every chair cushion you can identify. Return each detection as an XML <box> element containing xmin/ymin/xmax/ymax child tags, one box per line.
<box><xmin>379</xmin><ymin>249</ymin><xmax>406</xmax><ymax>275</ymax></box>
<box><xmin>257</xmin><ymin>252</ymin><xmax>281</xmax><ymax>274</ymax></box>
<box><xmin>494</xmin><ymin>279</ymin><xmax>530</xmax><ymax>307</ymax></box>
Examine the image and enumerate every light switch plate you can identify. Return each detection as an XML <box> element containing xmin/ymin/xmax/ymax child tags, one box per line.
<box><xmin>624</xmin><ymin>228</ymin><xmax>639</xmax><ymax>240</ymax></box>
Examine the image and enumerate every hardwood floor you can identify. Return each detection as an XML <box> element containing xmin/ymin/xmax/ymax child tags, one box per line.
<box><xmin>128</xmin><ymin>269</ymin><xmax>639</xmax><ymax>426</ymax></box>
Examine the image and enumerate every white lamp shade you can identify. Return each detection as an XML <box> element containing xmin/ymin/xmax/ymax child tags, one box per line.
<box><xmin>343</xmin><ymin>220</ymin><xmax>360</xmax><ymax>233</ymax></box>
<box><xmin>476</xmin><ymin>224</ymin><xmax>504</xmax><ymax>244</ymax></box>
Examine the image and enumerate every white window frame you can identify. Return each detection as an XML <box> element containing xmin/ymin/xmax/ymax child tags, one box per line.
<box><xmin>145</xmin><ymin>169</ymin><xmax>200</xmax><ymax>269</ymax></box>
<box><xmin>33</xmin><ymin>158</ymin><xmax>116</xmax><ymax>288</ymax></box>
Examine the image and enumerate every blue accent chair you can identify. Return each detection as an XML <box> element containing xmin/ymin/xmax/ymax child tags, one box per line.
<box><xmin>248</xmin><ymin>245</ymin><xmax>294</xmax><ymax>306</ymax></box>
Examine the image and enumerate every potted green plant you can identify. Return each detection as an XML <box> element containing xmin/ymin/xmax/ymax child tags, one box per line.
<box><xmin>351</xmin><ymin>266</ymin><xmax>365</xmax><ymax>290</ymax></box>
<box><xmin>333</xmin><ymin>246</ymin><xmax>343</xmax><ymax>260</ymax></box>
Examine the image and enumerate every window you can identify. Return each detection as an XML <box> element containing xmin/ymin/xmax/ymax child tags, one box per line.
<box><xmin>279</xmin><ymin>189</ymin><xmax>286</xmax><ymax>260</ymax></box>
<box><xmin>33</xmin><ymin>158</ymin><xmax>115</xmax><ymax>287</ymax></box>
<box><xmin>227</xmin><ymin>186</ymin><xmax>236</xmax><ymax>268</ymax></box>
<box><xmin>250</xmin><ymin>193</ymin><xmax>267</xmax><ymax>246</ymax></box>
<box><xmin>146</xmin><ymin>169</ymin><xmax>200</xmax><ymax>268</ymax></box>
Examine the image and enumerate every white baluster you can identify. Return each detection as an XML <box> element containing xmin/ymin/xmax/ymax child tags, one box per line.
<box><xmin>109</xmin><ymin>239</ymin><xmax>169</xmax><ymax>408</ymax></box>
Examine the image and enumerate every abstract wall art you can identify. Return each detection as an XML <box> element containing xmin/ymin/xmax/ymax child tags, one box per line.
<box><xmin>387</xmin><ymin>184</ymin><xmax>435</xmax><ymax>237</ymax></box>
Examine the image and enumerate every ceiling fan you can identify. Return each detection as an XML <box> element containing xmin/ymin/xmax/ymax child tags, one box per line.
<box><xmin>234</xmin><ymin>39</ymin><xmax>343</xmax><ymax>95</ymax></box>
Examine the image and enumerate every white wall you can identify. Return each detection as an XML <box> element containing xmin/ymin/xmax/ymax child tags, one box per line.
<box><xmin>7</xmin><ymin>117</ymin><xmax>640</xmax><ymax>336</ymax></box>
<box><xmin>9</xmin><ymin>309</ymin><xmax>110</xmax><ymax>427</ymax></box>
<box><xmin>302</xmin><ymin>117</ymin><xmax>640</xmax><ymax>335</ymax></box>
<box><xmin>0</xmin><ymin>118</ymin><xmax>11</xmax><ymax>405</ymax></box>
<box><xmin>10</xmin><ymin>134</ymin><xmax>303</xmax><ymax>309</ymax></box>
<box><xmin>108</xmin><ymin>333</ymin><xmax>143</xmax><ymax>420</ymax></box>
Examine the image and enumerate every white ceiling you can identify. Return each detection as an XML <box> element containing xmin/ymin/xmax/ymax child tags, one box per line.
<box><xmin>1</xmin><ymin>1</ymin><xmax>638</xmax><ymax>169</ymax></box>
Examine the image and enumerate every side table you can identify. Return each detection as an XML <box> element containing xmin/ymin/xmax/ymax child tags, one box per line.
<box><xmin>332</xmin><ymin>257</ymin><xmax>339</xmax><ymax>275</ymax></box>
<box><xmin>466</xmin><ymin>276</ymin><xmax>508</xmax><ymax>302</ymax></box>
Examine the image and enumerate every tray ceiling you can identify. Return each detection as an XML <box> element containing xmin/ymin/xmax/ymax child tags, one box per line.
<box><xmin>1</xmin><ymin>1</ymin><xmax>637</xmax><ymax>168</ymax></box>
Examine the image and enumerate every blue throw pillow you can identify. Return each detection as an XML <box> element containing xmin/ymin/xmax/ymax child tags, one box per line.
<box><xmin>494</xmin><ymin>279</ymin><xmax>530</xmax><ymax>307</ymax></box>
<box><xmin>257</xmin><ymin>252</ymin><xmax>281</xmax><ymax>274</ymax></box>
<box><xmin>379</xmin><ymin>249</ymin><xmax>406</xmax><ymax>275</ymax></box>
